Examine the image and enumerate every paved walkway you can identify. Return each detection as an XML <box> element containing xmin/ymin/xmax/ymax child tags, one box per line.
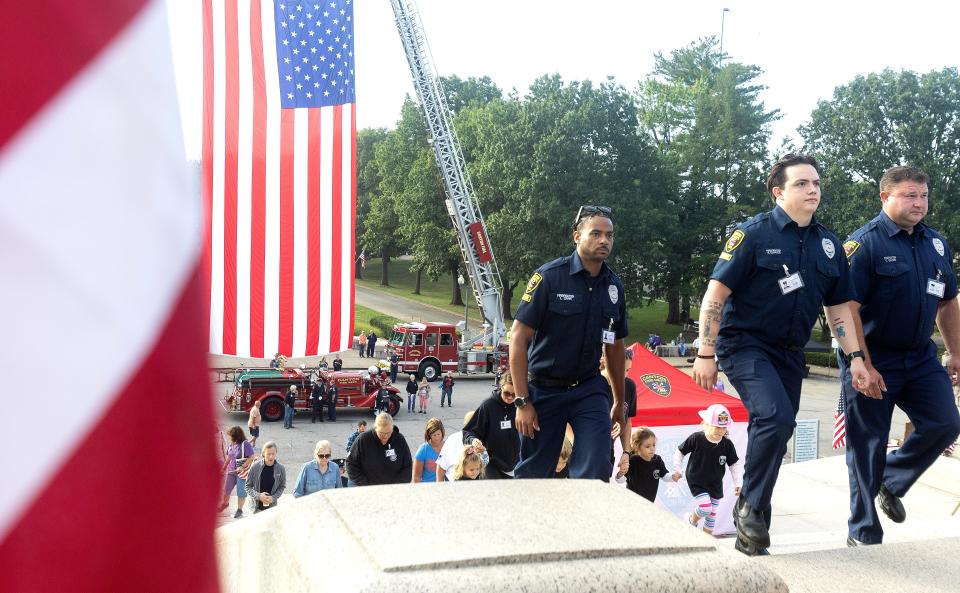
<box><xmin>356</xmin><ymin>284</ymin><xmax>462</xmax><ymax>326</ymax></box>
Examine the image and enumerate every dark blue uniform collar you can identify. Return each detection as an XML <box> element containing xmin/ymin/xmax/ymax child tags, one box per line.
<box><xmin>568</xmin><ymin>250</ymin><xmax>611</xmax><ymax>278</ymax></box>
<box><xmin>876</xmin><ymin>210</ymin><xmax>928</xmax><ymax>238</ymax></box>
<box><xmin>770</xmin><ymin>205</ymin><xmax>822</xmax><ymax>231</ymax></box>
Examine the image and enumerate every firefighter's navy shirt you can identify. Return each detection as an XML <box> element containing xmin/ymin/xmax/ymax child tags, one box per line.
<box><xmin>846</xmin><ymin>211</ymin><xmax>958</xmax><ymax>353</ymax></box>
<box><xmin>711</xmin><ymin>206</ymin><xmax>852</xmax><ymax>351</ymax></box>
<box><xmin>515</xmin><ymin>250</ymin><xmax>627</xmax><ymax>381</ymax></box>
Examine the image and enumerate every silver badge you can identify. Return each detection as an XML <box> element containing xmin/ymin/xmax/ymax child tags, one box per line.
<box><xmin>933</xmin><ymin>238</ymin><xmax>945</xmax><ymax>257</ymax></box>
<box><xmin>608</xmin><ymin>285</ymin><xmax>618</xmax><ymax>304</ymax></box>
<box><xmin>822</xmin><ymin>238</ymin><xmax>835</xmax><ymax>259</ymax></box>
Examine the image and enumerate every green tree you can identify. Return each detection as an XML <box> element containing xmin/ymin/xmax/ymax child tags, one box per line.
<box><xmin>356</xmin><ymin>127</ymin><xmax>388</xmax><ymax>279</ymax></box>
<box><xmin>380</xmin><ymin>77</ymin><xmax>505</xmax><ymax>306</ymax></box>
<box><xmin>461</xmin><ymin>75</ymin><xmax>663</xmax><ymax>319</ymax></box>
<box><xmin>376</xmin><ymin>95</ymin><xmax>470</xmax><ymax>305</ymax></box>
<box><xmin>801</xmin><ymin>68</ymin><xmax>960</xmax><ymax>245</ymax></box>
<box><xmin>636</xmin><ymin>38</ymin><xmax>777</xmax><ymax>323</ymax></box>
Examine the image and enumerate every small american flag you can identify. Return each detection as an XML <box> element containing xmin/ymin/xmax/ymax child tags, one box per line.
<box><xmin>359</xmin><ymin>249</ymin><xmax>366</xmax><ymax>269</ymax></box>
<box><xmin>833</xmin><ymin>393</ymin><xmax>847</xmax><ymax>449</ymax></box>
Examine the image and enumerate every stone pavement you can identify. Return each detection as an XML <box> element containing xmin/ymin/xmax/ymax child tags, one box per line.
<box><xmin>217</xmin><ymin>479</ymin><xmax>789</xmax><ymax>593</ymax></box>
<box><xmin>722</xmin><ymin>454</ymin><xmax>960</xmax><ymax>556</ymax></box>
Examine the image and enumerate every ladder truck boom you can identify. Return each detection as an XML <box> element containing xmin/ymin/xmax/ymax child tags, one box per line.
<box><xmin>389</xmin><ymin>0</ymin><xmax>506</xmax><ymax>349</ymax></box>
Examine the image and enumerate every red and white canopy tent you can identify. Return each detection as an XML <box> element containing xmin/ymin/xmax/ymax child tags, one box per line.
<box><xmin>618</xmin><ymin>343</ymin><xmax>749</xmax><ymax>534</ymax></box>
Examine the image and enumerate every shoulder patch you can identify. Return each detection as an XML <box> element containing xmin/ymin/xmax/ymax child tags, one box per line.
<box><xmin>843</xmin><ymin>240</ymin><xmax>860</xmax><ymax>259</ymax></box>
<box><xmin>524</xmin><ymin>272</ymin><xmax>543</xmax><ymax>296</ymax></box>
<box><xmin>724</xmin><ymin>230</ymin><xmax>746</xmax><ymax>254</ymax></box>
<box><xmin>822</xmin><ymin>238</ymin><xmax>836</xmax><ymax>259</ymax></box>
<box><xmin>933</xmin><ymin>238</ymin><xmax>945</xmax><ymax>257</ymax></box>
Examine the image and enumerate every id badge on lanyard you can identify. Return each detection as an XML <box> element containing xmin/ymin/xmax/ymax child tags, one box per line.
<box><xmin>602</xmin><ymin>317</ymin><xmax>616</xmax><ymax>344</ymax></box>
<box><xmin>778</xmin><ymin>264</ymin><xmax>804</xmax><ymax>295</ymax></box>
<box><xmin>927</xmin><ymin>269</ymin><xmax>946</xmax><ymax>298</ymax></box>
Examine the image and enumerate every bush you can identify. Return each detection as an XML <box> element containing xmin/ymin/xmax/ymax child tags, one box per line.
<box><xmin>805</xmin><ymin>351</ymin><xmax>838</xmax><ymax>368</ymax></box>
<box><xmin>370</xmin><ymin>315</ymin><xmax>400</xmax><ymax>335</ymax></box>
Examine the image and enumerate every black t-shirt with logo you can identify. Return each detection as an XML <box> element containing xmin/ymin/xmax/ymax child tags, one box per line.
<box><xmin>678</xmin><ymin>432</ymin><xmax>739</xmax><ymax>499</ymax></box>
<box><xmin>624</xmin><ymin>377</ymin><xmax>637</xmax><ymax>418</ymax></box>
<box><xmin>625</xmin><ymin>454</ymin><xmax>667</xmax><ymax>502</ymax></box>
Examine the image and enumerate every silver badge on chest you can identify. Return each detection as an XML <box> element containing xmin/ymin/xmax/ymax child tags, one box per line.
<box><xmin>933</xmin><ymin>238</ymin><xmax>945</xmax><ymax>257</ymax></box>
<box><xmin>608</xmin><ymin>285</ymin><xmax>618</xmax><ymax>304</ymax></box>
<box><xmin>822</xmin><ymin>238</ymin><xmax>835</xmax><ymax>259</ymax></box>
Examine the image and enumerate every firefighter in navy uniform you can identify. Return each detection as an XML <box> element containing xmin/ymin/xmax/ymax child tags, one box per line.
<box><xmin>692</xmin><ymin>154</ymin><xmax>873</xmax><ymax>556</ymax></box>
<box><xmin>510</xmin><ymin>206</ymin><xmax>628</xmax><ymax>481</ymax></box>
<box><xmin>840</xmin><ymin>166</ymin><xmax>960</xmax><ymax>546</ymax></box>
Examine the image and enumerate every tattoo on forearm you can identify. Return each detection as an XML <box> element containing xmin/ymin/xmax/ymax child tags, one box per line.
<box><xmin>699</xmin><ymin>299</ymin><xmax>723</xmax><ymax>348</ymax></box>
<box><xmin>833</xmin><ymin>317</ymin><xmax>846</xmax><ymax>338</ymax></box>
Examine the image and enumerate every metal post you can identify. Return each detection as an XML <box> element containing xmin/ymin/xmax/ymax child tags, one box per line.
<box><xmin>720</xmin><ymin>8</ymin><xmax>730</xmax><ymax>56</ymax></box>
<box><xmin>458</xmin><ymin>273</ymin><xmax>468</xmax><ymax>337</ymax></box>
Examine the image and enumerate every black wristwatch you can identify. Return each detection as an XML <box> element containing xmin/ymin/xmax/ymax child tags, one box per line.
<box><xmin>514</xmin><ymin>396</ymin><xmax>529</xmax><ymax>409</ymax></box>
<box><xmin>844</xmin><ymin>350</ymin><xmax>866</xmax><ymax>364</ymax></box>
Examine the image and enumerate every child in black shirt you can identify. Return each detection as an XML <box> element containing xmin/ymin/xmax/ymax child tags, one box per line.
<box><xmin>623</xmin><ymin>427</ymin><xmax>672</xmax><ymax>502</ymax></box>
<box><xmin>672</xmin><ymin>404</ymin><xmax>742</xmax><ymax>535</ymax></box>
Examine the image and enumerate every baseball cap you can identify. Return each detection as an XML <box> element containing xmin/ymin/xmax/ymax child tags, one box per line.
<box><xmin>698</xmin><ymin>403</ymin><xmax>732</xmax><ymax>427</ymax></box>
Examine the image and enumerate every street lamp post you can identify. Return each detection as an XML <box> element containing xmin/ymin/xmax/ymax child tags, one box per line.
<box><xmin>720</xmin><ymin>7</ymin><xmax>731</xmax><ymax>56</ymax></box>
<box><xmin>457</xmin><ymin>273</ymin><xmax>468</xmax><ymax>338</ymax></box>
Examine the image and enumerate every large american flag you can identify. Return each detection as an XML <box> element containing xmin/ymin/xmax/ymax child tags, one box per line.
<box><xmin>833</xmin><ymin>392</ymin><xmax>847</xmax><ymax>449</ymax></box>
<box><xmin>204</xmin><ymin>0</ymin><xmax>357</xmax><ymax>358</ymax></box>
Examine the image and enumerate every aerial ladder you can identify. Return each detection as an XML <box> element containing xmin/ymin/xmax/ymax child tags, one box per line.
<box><xmin>388</xmin><ymin>0</ymin><xmax>507</xmax><ymax>351</ymax></box>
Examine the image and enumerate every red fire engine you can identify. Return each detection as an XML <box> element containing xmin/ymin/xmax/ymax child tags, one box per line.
<box><xmin>224</xmin><ymin>367</ymin><xmax>402</xmax><ymax>422</ymax></box>
<box><xmin>384</xmin><ymin>321</ymin><xmax>507</xmax><ymax>381</ymax></box>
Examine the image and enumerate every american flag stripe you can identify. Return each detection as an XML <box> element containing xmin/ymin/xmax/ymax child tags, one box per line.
<box><xmin>249</xmin><ymin>0</ymin><xmax>267</xmax><ymax>358</ymax></box>
<box><xmin>204</xmin><ymin>0</ymin><xmax>356</xmax><ymax>358</ymax></box>
<box><xmin>222</xmin><ymin>0</ymin><xmax>239</xmax><ymax>356</ymax></box>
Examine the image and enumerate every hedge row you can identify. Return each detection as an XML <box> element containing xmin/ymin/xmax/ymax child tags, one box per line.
<box><xmin>806</xmin><ymin>347</ymin><xmax>946</xmax><ymax>368</ymax></box>
<box><xmin>370</xmin><ymin>315</ymin><xmax>401</xmax><ymax>335</ymax></box>
<box><xmin>805</xmin><ymin>351</ymin><xmax>838</xmax><ymax>368</ymax></box>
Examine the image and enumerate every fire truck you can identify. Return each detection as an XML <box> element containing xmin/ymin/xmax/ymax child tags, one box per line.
<box><xmin>388</xmin><ymin>0</ymin><xmax>510</xmax><ymax>378</ymax></box>
<box><xmin>385</xmin><ymin>321</ymin><xmax>508</xmax><ymax>381</ymax></box>
<box><xmin>224</xmin><ymin>366</ymin><xmax>402</xmax><ymax>422</ymax></box>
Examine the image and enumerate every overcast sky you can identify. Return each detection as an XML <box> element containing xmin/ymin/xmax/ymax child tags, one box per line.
<box><xmin>167</xmin><ymin>0</ymin><xmax>959</xmax><ymax>160</ymax></box>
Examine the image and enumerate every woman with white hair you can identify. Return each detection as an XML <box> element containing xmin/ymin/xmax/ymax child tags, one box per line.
<box><xmin>244</xmin><ymin>441</ymin><xmax>287</xmax><ymax>513</ymax></box>
<box><xmin>346</xmin><ymin>412</ymin><xmax>412</xmax><ymax>486</ymax></box>
<box><xmin>293</xmin><ymin>440</ymin><xmax>342</xmax><ymax>497</ymax></box>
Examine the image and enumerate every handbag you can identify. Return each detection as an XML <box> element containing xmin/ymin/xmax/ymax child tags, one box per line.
<box><xmin>235</xmin><ymin>443</ymin><xmax>251</xmax><ymax>480</ymax></box>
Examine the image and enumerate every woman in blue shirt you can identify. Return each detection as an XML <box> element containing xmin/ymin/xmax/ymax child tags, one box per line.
<box><xmin>412</xmin><ymin>418</ymin><xmax>445</xmax><ymax>483</ymax></box>
<box><xmin>293</xmin><ymin>440</ymin><xmax>342</xmax><ymax>497</ymax></box>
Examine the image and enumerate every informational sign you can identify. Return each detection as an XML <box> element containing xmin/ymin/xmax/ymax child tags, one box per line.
<box><xmin>789</xmin><ymin>419</ymin><xmax>819</xmax><ymax>463</ymax></box>
<box><xmin>468</xmin><ymin>222</ymin><xmax>494</xmax><ymax>263</ymax></box>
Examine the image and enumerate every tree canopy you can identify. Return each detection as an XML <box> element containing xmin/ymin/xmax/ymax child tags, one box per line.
<box><xmin>357</xmin><ymin>49</ymin><xmax>959</xmax><ymax>325</ymax></box>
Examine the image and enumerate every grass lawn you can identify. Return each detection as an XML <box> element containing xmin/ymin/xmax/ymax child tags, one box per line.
<box><xmin>353</xmin><ymin>304</ymin><xmax>400</xmax><ymax>334</ymax></box>
<box><xmin>357</xmin><ymin>257</ymin><xmax>696</xmax><ymax>347</ymax></box>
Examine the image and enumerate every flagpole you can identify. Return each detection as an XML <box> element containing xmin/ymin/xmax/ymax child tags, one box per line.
<box><xmin>720</xmin><ymin>8</ymin><xmax>731</xmax><ymax>56</ymax></box>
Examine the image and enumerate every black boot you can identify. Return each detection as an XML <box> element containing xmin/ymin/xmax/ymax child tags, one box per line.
<box><xmin>877</xmin><ymin>485</ymin><xmax>906</xmax><ymax>523</ymax></box>
<box><xmin>734</xmin><ymin>535</ymin><xmax>770</xmax><ymax>556</ymax></box>
<box><xmin>733</xmin><ymin>497</ymin><xmax>771</xmax><ymax>549</ymax></box>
